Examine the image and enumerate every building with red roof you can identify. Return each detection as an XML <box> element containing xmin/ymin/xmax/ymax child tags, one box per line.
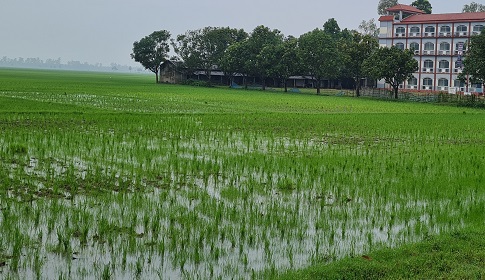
<box><xmin>378</xmin><ymin>4</ymin><xmax>485</xmax><ymax>93</ymax></box>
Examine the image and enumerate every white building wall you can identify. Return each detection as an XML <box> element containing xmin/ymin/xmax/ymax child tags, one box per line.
<box><xmin>378</xmin><ymin>13</ymin><xmax>485</xmax><ymax>92</ymax></box>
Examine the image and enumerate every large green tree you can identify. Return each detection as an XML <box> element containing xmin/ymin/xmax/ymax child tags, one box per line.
<box><xmin>171</xmin><ymin>29</ymin><xmax>202</xmax><ymax>77</ymax></box>
<box><xmin>131</xmin><ymin>30</ymin><xmax>171</xmax><ymax>83</ymax></box>
<box><xmin>341</xmin><ymin>32</ymin><xmax>379</xmax><ymax>97</ymax></box>
<box><xmin>245</xmin><ymin>25</ymin><xmax>283</xmax><ymax>90</ymax></box>
<box><xmin>378</xmin><ymin>0</ymin><xmax>398</xmax><ymax>15</ymax></box>
<box><xmin>271</xmin><ymin>36</ymin><xmax>300</xmax><ymax>92</ymax></box>
<box><xmin>461</xmin><ymin>31</ymin><xmax>485</xmax><ymax>87</ymax></box>
<box><xmin>363</xmin><ymin>46</ymin><xmax>418</xmax><ymax>99</ymax></box>
<box><xmin>462</xmin><ymin>2</ymin><xmax>485</xmax><ymax>12</ymax></box>
<box><xmin>220</xmin><ymin>41</ymin><xmax>252</xmax><ymax>87</ymax></box>
<box><xmin>298</xmin><ymin>28</ymin><xmax>340</xmax><ymax>94</ymax></box>
<box><xmin>411</xmin><ymin>0</ymin><xmax>432</xmax><ymax>14</ymax></box>
<box><xmin>172</xmin><ymin>27</ymin><xmax>247</xmax><ymax>84</ymax></box>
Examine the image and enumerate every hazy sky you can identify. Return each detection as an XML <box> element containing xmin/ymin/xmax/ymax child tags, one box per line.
<box><xmin>0</xmin><ymin>0</ymin><xmax>479</xmax><ymax>66</ymax></box>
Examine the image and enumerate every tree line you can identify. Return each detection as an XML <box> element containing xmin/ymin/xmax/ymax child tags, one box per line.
<box><xmin>131</xmin><ymin>8</ymin><xmax>484</xmax><ymax>98</ymax></box>
<box><xmin>130</xmin><ymin>18</ymin><xmax>418</xmax><ymax>97</ymax></box>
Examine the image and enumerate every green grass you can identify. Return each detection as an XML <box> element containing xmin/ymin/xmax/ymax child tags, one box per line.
<box><xmin>278</xmin><ymin>227</ymin><xmax>485</xmax><ymax>279</ymax></box>
<box><xmin>1</xmin><ymin>67</ymin><xmax>485</xmax><ymax>279</ymax></box>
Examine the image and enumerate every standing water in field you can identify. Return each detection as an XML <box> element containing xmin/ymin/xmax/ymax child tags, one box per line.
<box><xmin>1</xmin><ymin>71</ymin><xmax>485</xmax><ymax>279</ymax></box>
<box><xmin>2</xmin><ymin>115</ymin><xmax>485</xmax><ymax>279</ymax></box>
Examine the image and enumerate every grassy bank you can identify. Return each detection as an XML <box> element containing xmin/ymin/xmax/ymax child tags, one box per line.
<box><xmin>278</xmin><ymin>226</ymin><xmax>485</xmax><ymax>279</ymax></box>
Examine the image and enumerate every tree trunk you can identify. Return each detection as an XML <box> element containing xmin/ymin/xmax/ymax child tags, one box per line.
<box><xmin>262</xmin><ymin>76</ymin><xmax>266</xmax><ymax>91</ymax></box>
<box><xmin>284</xmin><ymin>78</ymin><xmax>288</xmax><ymax>92</ymax></box>
<box><xmin>316</xmin><ymin>79</ymin><xmax>321</xmax><ymax>94</ymax></box>
<box><xmin>355</xmin><ymin>78</ymin><xmax>361</xmax><ymax>97</ymax></box>
<box><xmin>394</xmin><ymin>85</ymin><xmax>399</xmax><ymax>99</ymax></box>
<box><xmin>205</xmin><ymin>69</ymin><xmax>212</xmax><ymax>86</ymax></box>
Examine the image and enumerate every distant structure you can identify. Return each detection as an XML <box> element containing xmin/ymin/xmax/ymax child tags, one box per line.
<box><xmin>378</xmin><ymin>4</ymin><xmax>485</xmax><ymax>93</ymax></box>
<box><xmin>158</xmin><ymin>60</ymin><xmax>342</xmax><ymax>89</ymax></box>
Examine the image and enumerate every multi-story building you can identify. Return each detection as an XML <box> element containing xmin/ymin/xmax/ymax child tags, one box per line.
<box><xmin>378</xmin><ymin>4</ymin><xmax>485</xmax><ymax>93</ymax></box>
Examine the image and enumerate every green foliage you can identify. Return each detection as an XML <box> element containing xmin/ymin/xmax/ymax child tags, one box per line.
<box><xmin>171</xmin><ymin>19</ymin><xmax>377</xmax><ymax>94</ymax></box>
<box><xmin>269</xmin><ymin>37</ymin><xmax>300</xmax><ymax>91</ymax></box>
<box><xmin>340</xmin><ymin>32</ymin><xmax>379</xmax><ymax>96</ymax></box>
<box><xmin>358</xmin><ymin>19</ymin><xmax>379</xmax><ymax>38</ymax></box>
<box><xmin>363</xmin><ymin>46</ymin><xmax>418</xmax><ymax>99</ymax></box>
<box><xmin>220</xmin><ymin>40</ymin><xmax>252</xmax><ymax>87</ymax></box>
<box><xmin>298</xmin><ymin>28</ymin><xmax>340</xmax><ymax>93</ymax></box>
<box><xmin>411</xmin><ymin>0</ymin><xmax>433</xmax><ymax>14</ymax></box>
<box><xmin>245</xmin><ymin>25</ymin><xmax>284</xmax><ymax>89</ymax></box>
<box><xmin>462</xmin><ymin>1</ymin><xmax>485</xmax><ymax>12</ymax></box>
<box><xmin>323</xmin><ymin>18</ymin><xmax>341</xmax><ymax>39</ymax></box>
<box><xmin>172</xmin><ymin>27</ymin><xmax>247</xmax><ymax>83</ymax></box>
<box><xmin>278</xmin><ymin>228</ymin><xmax>485</xmax><ymax>279</ymax></box>
<box><xmin>462</xmin><ymin>31</ymin><xmax>485</xmax><ymax>84</ymax></box>
<box><xmin>130</xmin><ymin>30</ymin><xmax>171</xmax><ymax>82</ymax></box>
<box><xmin>182</xmin><ymin>79</ymin><xmax>212</xmax><ymax>87</ymax></box>
<box><xmin>377</xmin><ymin>0</ymin><xmax>398</xmax><ymax>15</ymax></box>
<box><xmin>9</xmin><ymin>143</ymin><xmax>27</xmax><ymax>155</ymax></box>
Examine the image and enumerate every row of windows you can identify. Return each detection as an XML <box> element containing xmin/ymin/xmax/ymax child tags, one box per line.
<box><xmin>396</xmin><ymin>25</ymin><xmax>484</xmax><ymax>34</ymax></box>
<box><xmin>394</xmin><ymin>41</ymin><xmax>467</xmax><ymax>51</ymax></box>
<box><xmin>421</xmin><ymin>60</ymin><xmax>460</xmax><ymax>69</ymax></box>
<box><xmin>407</xmin><ymin>78</ymin><xmax>465</xmax><ymax>87</ymax></box>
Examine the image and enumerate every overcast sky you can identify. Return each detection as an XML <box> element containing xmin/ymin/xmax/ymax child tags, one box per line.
<box><xmin>0</xmin><ymin>0</ymin><xmax>479</xmax><ymax>66</ymax></box>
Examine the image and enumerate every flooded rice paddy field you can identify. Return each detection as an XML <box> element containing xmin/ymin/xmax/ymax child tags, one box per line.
<box><xmin>1</xmin><ymin>71</ymin><xmax>485</xmax><ymax>279</ymax></box>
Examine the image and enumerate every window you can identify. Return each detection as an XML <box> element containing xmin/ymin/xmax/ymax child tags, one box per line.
<box><xmin>440</xmin><ymin>26</ymin><xmax>451</xmax><ymax>33</ymax></box>
<box><xmin>454</xmin><ymin>79</ymin><xmax>465</xmax><ymax>88</ymax></box>
<box><xmin>423</xmin><ymin>78</ymin><xmax>433</xmax><ymax>86</ymax></box>
<box><xmin>440</xmin><ymin>42</ymin><xmax>450</xmax><ymax>51</ymax></box>
<box><xmin>395</xmin><ymin>42</ymin><xmax>405</xmax><ymax>50</ymax></box>
<box><xmin>455</xmin><ymin>60</ymin><xmax>463</xmax><ymax>69</ymax></box>
<box><xmin>424</xmin><ymin>60</ymin><xmax>434</xmax><ymax>69</ymax></box>
<box><xmin>456</xmin><ymin>42</ymin><xmax>467</xmax><ymax>52</ymax></box>
<box><xmin>439</xmin><ymin>60</ymin><xmax>450</xmax><ymax>69</ymax></box>
<box><xmin>410</xmin><ymin>42</ymin><xmax>420</xmax><ymax>51</ymax></box>
<box><xmin>438</xmin><ymin>78</ymin><xmax>449</xmax><ymax>87</ymax></box>
<box><xmin>424</xmin><ymin>42</ymin><xmax>435</xmax><ymax>51</ymax></box>
<box><xmin>396</xmin><ymin>27</ymin><xmax>405</xmax><ymax>35</ymax></box>
<box><xmin>408</xmin><ymin>77</ymin><xmax>418</xmax><ymax>85</ymax></box>
<box><xmin>425</xmin><ymin>26</ymin><xmax>435</xmax><ymax>33</ymax></box>
<box><xmin>456</xmin><ymin>25</ymin><xmax>468</xmax><ymax>32</ymax></box>
<box><xmin>473</xmin><ymin>25</ymin><xmax>484</xmax><ymax>33</ymax></box>
<box><xmin>410</xmin><ymin>26</ymin><xmax>420</xmax><ymax>33</ymax></box>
